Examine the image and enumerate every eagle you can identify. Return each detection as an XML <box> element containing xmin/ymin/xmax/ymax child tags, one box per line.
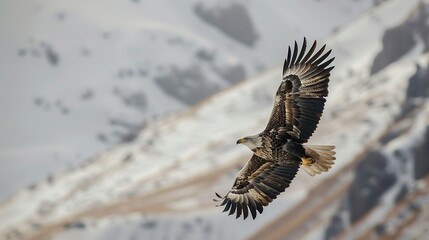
<box><xmin>214</xmin><ymin>38</ymin><xmax>336</xmax><ymax>220</ymax></box>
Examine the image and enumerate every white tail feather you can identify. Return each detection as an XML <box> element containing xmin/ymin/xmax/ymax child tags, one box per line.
<box><xmin>301</xmin><ymin>145</ymin><xmax>336</xmax><ymax>176</ymax></box>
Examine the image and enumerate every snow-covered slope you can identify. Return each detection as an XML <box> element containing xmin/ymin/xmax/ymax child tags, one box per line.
<box><xmin>0</xmin><ymin>0</ymin><xmax>374</xmax><ymax>199</ymax></box>
<box><xmin>1</xmin><ymin>0</ymin><xmax>429</xmax><ymax>239</ymax></box>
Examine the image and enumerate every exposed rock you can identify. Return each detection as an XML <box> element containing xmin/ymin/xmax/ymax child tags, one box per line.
<box><xmin>154</xmin><ymin>65</ymin><xmax>219</xmax><ymax>105</ymax></box>
<box><xmin>374</xmin><ymin>223</ymin><xmax>386</xmax><ymax>236</ymax></box>
<box><xmin>416</xmin><ymin>2</ymin><xmax>429</xmax><ymax>52</ymax></box>
<box><xmin>195</xmin><ymin>48</ymin><xmax>246</xmax><ymax>83</ymax></box>
<box><xmin>194</xmin><ymin>2</ymin><xmax>258</xmax><ymax>47</ymax></box>
<box><xmin>56</xmin><ymin>12</ymin><xmax>66</xmax><ymax>21</ymax></box>
<box><xmin>324</xmin><ymin>213</ymin><xmax>346</xmax><ymax>240</ymax></box>
<box><xmin>348</xmin><ymin>151</ymin><xmax>397</xmax><ymax>222</ymax></box>
<box><xmin>44</xmin><ymin>46</ymin><xmax>59</xmax><ymax>66</ymax></box>
<box><xmin>395</xmin><ymin>184</ymin><xmax>409</xmax><ymax>203</ymax></box>
<box><xmin>121</xmin><ymin>92</ymin><xmax>147</xmax><ymax>113</ymax></box>
<box><xmin>34</xmin><ymin>97</ymin><xmax>43</xmax><ymax>106</ymax></box>
<box><xmin>113</xmin><ymin>88</ymin><xmax>147</xmax><ymax>112</ymax></box>
<box><xmin>406</xmin><ymin>63</ymin><xmax>429</xmax><ymax>99</ymax></box>
<box><xmin>370</xmin><ymin>22</ymin><xmax>415</xmax><ymax>75</ymax></box>
<box><xmin>413</xmin><ymin>125</ymin><xmax>429</xmax><ymax>180</ymax></box>
<box><xmin>109</xmin><ymin>118</ymin><xmax>146</xmax><ymax>143</ymax></box>
<box><xmin>80</xmin><ymin>89</ymin><xmax>94</xmax><ymax>101</ymax></box>
<box><xmin>141</xmin><ymin>220</ymin><xmax>157</xmax><ymax>229</ymax></box>
<box><xmin>17</xmin><ymin>49</ymin><xmax>27</xmax><ymax>57</ymax></box>
<box><xmin>371</xmin><ymin>3</ymin><xmax>429</xmax><ymax>74</ymax></box>
<box><xmin>325</xmin><ymin>150</ymin><xmax>398</xmax><ymax>239</ymax></box>
<box><xmin>64</xmin><ymin>221</ymin><xmax>86</xmax><ymax>229</ymax></box>
<box><xmin>96</xmin><ymin>133</ymin><xmax>108</xmax><ymax>143</ymax></box>
<box><xmin>195</xmin><ymin>49</ymin><xmax>214</xmax><ymax>62</ymax></box>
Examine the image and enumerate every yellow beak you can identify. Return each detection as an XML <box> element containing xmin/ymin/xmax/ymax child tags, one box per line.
<box><xmin>236</xmin><ymin>138</ymin><xmax>247</xmax><ymax>144</ymax></box>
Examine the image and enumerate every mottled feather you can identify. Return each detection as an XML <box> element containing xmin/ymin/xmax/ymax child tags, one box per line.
<box><xmin>215</xmin><ymin>155</ymin><xmax>299</xmax><ymax>220</ymax></box>
<box><xmin>268</xmin><ymin>37</ymin><xmax>335</xmax><ymax>142</ymax></box>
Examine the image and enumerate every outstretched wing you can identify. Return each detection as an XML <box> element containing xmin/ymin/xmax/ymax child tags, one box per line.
<box><xmin>214</xmin><ymin>154</ymin><xmax>299</xmax><ymax>220</ymax></box>
<box><xmin>264</xmin><ymin>38</ymin><xmax>335</xmax><ymax>143</ymax></box>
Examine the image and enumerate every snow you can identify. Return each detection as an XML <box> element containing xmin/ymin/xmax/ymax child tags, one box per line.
<box><xmin>0</xmin><ymin>0</ymin><xmax>377</xmax><ymax>200</ymax></box>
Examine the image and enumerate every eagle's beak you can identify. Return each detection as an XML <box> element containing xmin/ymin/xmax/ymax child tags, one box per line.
<box><xmin>236</xmin><ymin>138</ymin><xmax>246</xmax><ymax>144</ymax></box>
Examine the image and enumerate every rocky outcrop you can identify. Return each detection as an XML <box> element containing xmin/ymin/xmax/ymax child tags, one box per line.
<box><xmin>154</xmin><ymin>65</ymin><xmax>220</xmax><ymax>105</ymax></box>
<box><xmin>406</xmin><ymin>62</ymin><xmax>429</xmax><ymax>99</ymax></box>
<box><xmin>324</xmin><ymin>151</ymin><xmax>397</xmax><ymax>239</ymax></box>
<box><xmin>370</xmin><ymin>22</ymin><xmax>416</xmax><ymax>75</ymax></box>
<box><xmin>370</xmin><ymin>3</ymin><xmax>429</xmax><ymax>75</ymax></box>
<box><xmin>348</xmin><ymin>151</ymin><xmax>397</xmax><ymax>222</ymax></box>
<box><xmin>194</xmin><ymin>2</ymin><xmax>259</xmax><ymax>47</ymax></box>
<box><xmin>325</xmin><ymin>59</ymin><xmax>429</xmax><ymax>239</ymax></box>
<box><xmin>413</xmin><ymin>125</ymin><xmax>429</xmax><ymax>180</ymax></box>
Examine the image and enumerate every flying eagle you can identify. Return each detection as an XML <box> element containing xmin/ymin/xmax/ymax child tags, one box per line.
<box><xmin>214</xmin><ymin>38</ymin><xmax>336</xmax><ymax>220</ymax></box>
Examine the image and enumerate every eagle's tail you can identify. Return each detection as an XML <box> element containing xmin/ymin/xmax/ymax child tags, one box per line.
<box><xmin>301</xmin><ymin>145</ymin><xmax>336</xmax><ymax>176</ymax></box>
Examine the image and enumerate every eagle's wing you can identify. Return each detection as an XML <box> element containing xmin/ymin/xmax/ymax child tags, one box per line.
<box><xmin>264</xmin><ymin>38</ymin><xmax>335</xmax><ymax>143</ymax></box>
<box><xmin>214</xmin><ymin>154</ymin><xmax>299</xmax><ymax>219</ymax></box>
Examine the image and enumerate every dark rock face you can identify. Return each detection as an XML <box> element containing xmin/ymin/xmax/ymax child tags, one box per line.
<box><xmin>141</xmin><ymin>220</ymin><xmax>157</xmax><ymax>229</ymax></box>
<box><xmin>194</xmin><ymin>48</ymin><xmax>247</xmax><ymax>84</ymax></box>
<box><xmin>348</xmin><ymin>151</ymin><xmax>397</xmax><ymax>222</ymax></box>
<box><xmin>406</xmin><ymin>63</ymin><xmax>429</xmax><ymax>99</ymax></box>
<box><xmin>325</xmin><ymin>151</ymin><xmax>397</xmax><ymax>239</ymax></box>
<box><xmin>370</xmin><ymin>22</ymin><xmax>416</xmax><ymax>75</ymax></box>
<box><xmin>194</xmin><ymin>3</ymin><xmax>258</xmax><ymax>47</ymax></box>
<box><xmin>113</xmin><ymin>88</ymin><xmax>147</xmax><ymax>113</ymax></box>
<box><xmin>108</xmin><ymin>118</ymin><xmax>145</xmax><ymax>143</ymax></box>
<box><xmin>121</xmin><ymin>92</ymin><xmax>147</xmax><ymax>113</ymax></box>
<box><xmin>370</xmin><ymin>3</ymin><xmax>429</xmax><ymax>75</ymax></box>
<box><xmin>413</xmin><ymin>125</ymin><xmax>429</xmax><ymax>180</ymax></box>
<box><xmin>394</xmin><ymin>184</ymin><xmax>409</xmax><ymax>203</ymax></box>
<box><xmin>404</xmin><ymin>63</ymin><xmax>429</xmax><ymax>180</ymax></box>
<box><xmin>324</xmin><ymin>61</ymin><xmax>429</xmax><ymax>237</ymax></box>
<box><xmin>324</xmin><ymin>212</ymin><xmax>346</xmax><ymax>240</ymax></box>
<box><xmin>64</xmin><ymin>221</ymin><xmax>86</xmax><ymax>229</ymax></box>
<box><xmin>416</xmin><ymin>2</ymin><xmax>429</xmax><ymax>53</ymax></box>
<box><xmin>45</xmin><ymin>46</ymin><xmax>59</xmax><ymax>65</ymax></box>
<box><xmin>154</xmin><ymin>65</ymin><xmax>220</xmax><ymax>105</ymax></box>
<box><xmin>18</xmin><ymin>40</ymin><xmax>60</xmax><ymax>65</ymax></box>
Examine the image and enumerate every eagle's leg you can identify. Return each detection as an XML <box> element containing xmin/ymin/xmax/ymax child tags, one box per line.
<box><xmin>283</xmin><ymin>140</ymin><xmax>314</xmax><ymax>165</ymax></box>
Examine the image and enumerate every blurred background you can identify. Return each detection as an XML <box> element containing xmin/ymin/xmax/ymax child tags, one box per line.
<box><xmin>0</xmin><ymin>0</ymin><xmax>428</xmax><ymax>239</ymax></box>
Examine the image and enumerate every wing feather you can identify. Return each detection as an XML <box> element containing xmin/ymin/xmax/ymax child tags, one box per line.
<box><xmin>283</xmin><ymin>46</ymin><xmax>292</xmax><ymax>75</ymax></box>
<box><xmin>307</xmin><ymin>44</ymin><xmax>326</xmax><ymax>64</ymax></box>
<box><xmin>301</xmin><ymin>40</ymin><xmax>317</xmax><ymax>63</ymax></box>
<box><xmin>290</xmin><ymin>41</ymin><xmax>299</xmax><ymax>65</ymax></box>
<box><xmin>265</xmin><ymin>37</ymin><xmax>335</xmax><ymax>142</ymax></box>
<box><xmin>215</xmin><ymin>155</ymin><xmax>299</xmax><ymax>219</ymax></box>
<box><xmin>295</xmin><ymin>38</ymin><xmax>307</xmax><ymax>63</ymax></box>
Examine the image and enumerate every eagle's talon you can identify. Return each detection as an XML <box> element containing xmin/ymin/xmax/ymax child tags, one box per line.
<box><xmin>301</xmin><ymin>157</ymin><xmax>314</xmax><ymax>166</ymax></box>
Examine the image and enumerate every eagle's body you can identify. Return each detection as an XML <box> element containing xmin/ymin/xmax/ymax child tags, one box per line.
<box><xmin>239</xmin><ymin>132</ymin><xmax>306</xmax><ymax>162</ymax></box>
<box><xmin>215</xmin><ymin>38</ymin><xmax>336</xmax><ymax>220</ymax></box>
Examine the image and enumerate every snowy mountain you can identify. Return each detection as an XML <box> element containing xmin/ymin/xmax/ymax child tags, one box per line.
<box><xmin>0</xmin><ymin>0</ymin><xmax>374</xmax><ymax>199</ymax></box>
<box><xmin>1</xmin><ymin>0</ymin><xmax>429</xmax><ymax>239</ymax></box>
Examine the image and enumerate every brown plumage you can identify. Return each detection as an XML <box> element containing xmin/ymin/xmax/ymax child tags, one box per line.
<box><xmin>214</xmin><ymin>38</ymin><xmax>336</xmax><ymax>219</ymax></box>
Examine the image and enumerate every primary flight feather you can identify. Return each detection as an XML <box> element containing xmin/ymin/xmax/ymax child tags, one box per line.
<box><xmin>214</xmin><ymin>38</ymin><xmax>336</xmax><ymax>220</ymax></box>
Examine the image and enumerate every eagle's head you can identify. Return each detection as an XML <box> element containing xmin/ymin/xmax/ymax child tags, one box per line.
<box><xmin>236</xmin><ymin>134</ymin><xmax>263</xmax><ymax>150</ymax></box>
